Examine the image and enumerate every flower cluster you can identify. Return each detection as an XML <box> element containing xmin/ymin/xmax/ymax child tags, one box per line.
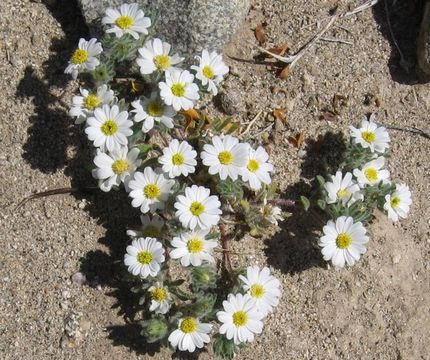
<box><xmin>65</xmin><ymin>3</ymin><xmax>285</xmax><ymax>358</ymax></box>
<box><xmin>303</xmin><ymin>114</ymin><xmax>412</xmax><ymax>268</ymax></box>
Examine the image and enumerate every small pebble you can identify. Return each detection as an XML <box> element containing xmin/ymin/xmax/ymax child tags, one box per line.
<box><xmin>71</xmin><ymin>272</ymin><xmax>87</xmax><ymax>286</ymax></box>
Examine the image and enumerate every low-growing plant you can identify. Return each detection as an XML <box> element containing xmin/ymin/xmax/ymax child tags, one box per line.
<box><xmin>301</xmin><ymin>114</ymin><xmax>412</xmax><ymax>267</ymax></box>
<box><xmin>65</xmin><ymin>3</ymin><xmax>286</xmax><ymax>358</ymax></box>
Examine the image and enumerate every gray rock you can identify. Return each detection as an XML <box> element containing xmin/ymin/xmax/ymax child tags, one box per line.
<box><xmin>77</xmin><ymin>0</ymin><xmax>250</xmax><ymax>55</ymax></box>
<box><xmin>417</xmin><ymin>0</ymin><xmax>430</xmax><ymax>75</ymax></box>
<box><xmin>216</xmin><ymin>89</ymin><xmax>244</xmax><ymax>115</ymax></box>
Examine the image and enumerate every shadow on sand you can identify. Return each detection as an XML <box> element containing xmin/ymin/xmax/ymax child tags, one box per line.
<box><xmin>372</xmin><ymin>0</ymin><xmax>429</xmax><ymax>84</ymax></box>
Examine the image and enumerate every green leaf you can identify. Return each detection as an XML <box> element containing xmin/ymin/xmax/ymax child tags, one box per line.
<box><xmin>317</xmin><ymin>199</ymin><xmax>326</xmax><ymax>210</ymax></box>
<box><xmin>217</xmin><ymin>179</ymin><xmax>244</xmax><ymax>200</ymax></box>
<box><xmin>300</xmin><ymin>196</ymin><xmax>311</xmax><ymax>211</ymax></box>
<box><xmin>137</xmin><ymin>144</ymin><xmax>153</xmax><ymax>160</ymax></box>
<box><xmin>316</xmin><ymin>175</ymin><xmax>326</xmax><ymax>188</ymax></box>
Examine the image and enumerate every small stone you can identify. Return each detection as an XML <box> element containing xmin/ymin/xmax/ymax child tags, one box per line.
<box><xmin>78</xmin><ymin>200</ymin><xmax>86</xmax><ymax>209</ymax></box>
<box><xmin>71</xmin><ymin>272</ymin><xmax>87</xmax><ymax>286</ymax></box>
<box><xmin>216</xmin><ymin>90</ymin><xmax>244</xmax><ymax>115</ymax></box>
<box><xmin>62</xmin><ymin>290</ymin><xmax>71</xmax><ymax>300</ymax></box>
<box><xmin>392</xmin><ymin>254</ymin><xmax>401</xmax><ymax>264</ymax></box>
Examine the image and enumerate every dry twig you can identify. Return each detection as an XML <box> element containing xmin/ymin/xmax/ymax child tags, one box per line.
<box><xmin>240</xmin><ymin>110</ymin><xmax>263</xmax><ymax>136</ymax></box>
<box><xmin>253</xmin><ymin>0</ymin><xmax>379</xmax><ymax>70</ymax></box>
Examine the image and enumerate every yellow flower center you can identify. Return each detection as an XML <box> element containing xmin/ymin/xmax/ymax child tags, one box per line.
<box><xmin>147</xmin><ymin>100</ymin><xmax>164</xmax><ymax>117</ymax></box>
<box><xmin>250</xmin><ymin>284</ymin><xmax>265</xmax><ymax>299</ymax></box>
<box><xmin>336</xmin><ymin>232</ymin><xmax>352</xmax><ymax>249</ymax></box>
<box><xmin>337</xmin><ymin>189</ymin><xmax>350</xmax><ymax>199</ymax></box>
<box><xmin>154</xmin><ymin>54</ymin><xmax>171</xmax><ymax>71</ymax></box>
<box><xmin>391</xmin><ymin>196</ymin><xmax>401</xmax><ymax>209</ymax></box>
<box><xmin>172</xmin><ymin>153</ymin><xmax>185</xmax><ymax>166</ymax></box>
<box><xmin>111</xmin><ymin>159</ymin><xmax>129</xmax><ymax>175</ymax></box>
<box><xmin>101</xmin><ymin>120</ymin><xmax>118</xmax><ymax>136</ymax></box>
<box><xmin>142</xmin><ymin>225</ymin><xmax>161</xmax><ymax>238</ymax></box>
<box><xmin>187</xmin><ymin>238</ymin><xmax>204</xmax><ymax>253</ymax></box>
<box><xmin>144</xmin><ymin>184</ymin><xmax>161</xmax><ymax>199</ymax></box>
<box><xmin>116</xmin><ymin>15</ymin><xmax>134</xmax><ymax>29</ymax></box>
<box><xmin>362</xmin><ymin>131</ymin><xmax>376</xmax><ymax>143</ymax></box>
<box><xmin>137</xmin><ymin>251</ymin><xmax>153</xmax><ymax>264</ymax></box>
<box><xmin>218</xmin><ymin>151</ymin><xmax>234</xmax><ymax>165</ymax></box>
<box><xmin>171</xmin><ymin>83</ymin><xmax>186</xmax><ymax>97</ymax></box>
<box><xmin>232</xmin><ymin>311</ymin><xmax>249</xmax><ymax>327</ymax></box>
<box><xmin>84</xmin><ymin>94</ymin><xmax>102</xmax><ymax>110</ymax></box>
<box><xmin>247</xmin><ymin>159</ymin><xmax>260</xmax><ymax>172</ymax></box>
<box><xmin>190</xmin><ymin>201</ymin><xmax>205</xmax><ymax>216</ymax></box>
<box><xmin>364</xmin><ymin>167</ymin><xmax>379</xmax><ymax>182</ymax></box>
<box><xmin>151</xmin><ymin>287</ymin><xmax>167</xmax><ymax>301</ymax></box>
<box><xmin>202</xmin><ymin>65</ymin><xmax>215</xmax><ymax>79</ymax></box>
<box><xmin>180</xmin><ymin>317</ymin><xmax>198</xmax><ymax>334</ymax></box>
<box><xmin>71</xmin><ymin>49</ymin><xmax>89</xmax><ymax>64</ymax></box>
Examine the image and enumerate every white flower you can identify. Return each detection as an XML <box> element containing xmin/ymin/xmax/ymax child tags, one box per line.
<box><xmin>384</xmin><ymin>184</ymin><xmax>412</xmax><ymax>221</ymax></box>
<box><xmin>148</xmin><ymin>282</ymin><xmax>171</xmax><ymax>314</ymax></box>
<box><xmin>126</xmin><ymin>214</ymin><xmax>165</xmax><ymax>238</ymax></box>
<box><xmin>92</xmin><ymin>147</ymin><xmax>141</xmax><ymax>192</ymax></box>
<box><xmin>65</xmin><ymin>38</ymin><xmax>102</xmax><ymax>80</ymax></box>
<box><xmin>124</xmin><ymin>237</ymin><xmax>165</xmax><ymax>278</ymax></box>
<box><xmin>324</xmin><ymin>171</ymin><xmax>363</xmax><ymax>206</ymax></box>
<box><xmin>168</xmin><ymin>317</ymin><xmax>212</xmax><ymax>353</ymax></box>
<box><xmin>239</xmin><ymin>266</ymin><xmax>281</xmax><ymax>317</ymax></box>
<box><xmin>174</xmin><ymin>185</ymin><xmax>222</xmax><ymax>230</ymax></box>
<box><xmin>136</xmin><ymin>38</ymin><xmax>183</xmax><ymax>75</ymax></box>
<box><xmin>318</xmin><ymin>216</ymin><xmax>369</xmax><ymax>268</ymax></box>
<box><xmin>85</xmin><ymin>104</ymin><xmax>133</xmax><ymax>152</ymax></box>
<box><xmin>159</xmin><ymin>140</ymin><xmax>197</xmax><ymax>178</ymax></box>
<box><xmin>191</xmin><ymin>49</ymin><xmax>229</xmax><ymax>95</ymax></box>
<box><xmin>201</xmin><ymin>135</ymin><xmax>248</xmax><ymax>181</ymax></box>
<box><xmin>128</xmin><ymin>167</ymin><xmax>175</xmax><ymax>213</ymax></box>
<box><xmin>353</xmin><ymin>156</ymin><xmax>390</xmax><ymax>187</ymax></box>
<box><xmin>350</xmin><ymin>115</ymin><xmax>390</xmax><ymax>153</ymax></box>
<box><xmin>241</xmin><ymin>146</ymin><xmax>273</xmax><ymax>190</ymax></box>
<box><xmin>69</xmin><ymin>85</ymin><xmax>114</xmax><ymax>124</ymax></box>
<box><xmin>170</xmin><ymin>229</ymin><xmax>217</xmax><ymax>267</ymax></box>
<box><xmin>102</xmin><ymin>3</ymin><xmax>151</xmax><ymax>40</ymax></box>
<box><xmin>131</xmin><ymin>92</ymin><xmax>176</xmax><ymax>133</ymax></box>
<box><xmin>159</xmin><ymin>69</ymin><xmax>200</xmax><ymax>111</ymax></box>
<box><xmin>217</xmin><ymin>293</ymin><xmax>264</xmax><ymax>345</ymax></box>
<box><xmin>260</xmin><ymin>198</ymin><xmax>283</xmax><ymax>226</ymax></box>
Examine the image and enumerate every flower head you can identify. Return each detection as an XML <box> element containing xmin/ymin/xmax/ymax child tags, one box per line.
<box><xmin>353</xmin><ymin>156</ymin><xmax>390</xmax><ymax>187</ymax></box>
<box><xmin>102</xmin><ymin>3</ymin><xmax>151</xmax><ymax>39</ymax></box>
<box><xmin>65</xmin><ymin>38</ymin><xmax>102</xmax><ymax>80</ymax></box>
<box><xmin>124</xmin><ymin>237</ymin><xmax>165</xmax><ymax>278</ymax></box>
<box><xmin>324</xmin><ymin>171</ymin><xmax>363</xmax><ymax>206</ymax></box>
<box><xmin>170</xmin><ymin>229</ymin><xmax>218</xmax><ymax>267</ymax></box>
<box><xmin>239</xmin><ymin>266</ymin><xmax>281</xmax><ymax>317</ymax></box>
<box><xmin>92</xmin><ymin>147</ymin><xmax>141</xmax><ymax>192</ymax></box>
<box><xmin>159</xmin><ymin>140</ymin><xmax>197</xmax><ymax>178</ymax></box>
<box><xmin>241</xmin><ymin>146</ymin><xmax>273</xmax><ymax>190</ymax></box>
<box><xmin>128</xmin><ymin>167</ymin><xmax>175</xmax><ymax>213</ymax></box>
<box><xmin>384</xmin><ymin>184</ymin><xmax>412</xmax><ymax>221</ymax></box>
<box><xmin>217</xmin><ymin>293</ymin><xmax>264</xmax><ymax>345</ymax></box>
<box><xmin>350</xmin><ymin>115</ymin><xmax>390</xmax><ymax>153</ymax></box>
<box><xmin>69</xmin><ymin>85</ymin><xmax>114</xmax><ymax>124</ymax></box>
<box><xmin>136</xmin><ymin>38</ymin><xmax>183</xmax><ymax>75</ymax></box>
<box><xmin>159</xmin><ymin>69</ymin><xmax>200</xmax><ymax>111</ymax></box>
<box><xmin>201</xmin><ymin>135</ymin><xmax>248</xmax><ymax>181</ymax></box>
<box><xmin>260</xmin><ymin>198</ymin><xmax>283</xmax><ymax>226</ymax></box>
<box><xmin>127</xmin><ymin>214</ymin><xmax>165</xmax><ymax>238</ymax></box>
<box><xmin>174</xmin><ymin>185</ymin><xmax>222</xmax><ymax>230</ymax></box>
<box><xmin>168</xmin><ymin>317</ymin><xmax>212</xmax><ymax>352</ymax></box>
<box><xmin>85</xmin><ymin>104</ymin><xmax>133</xmax><ymax>152</ymax></box>
<box><xmin>148</xmin><ymin>282</ymin><xmax>171</xmax><ymax>314</ymax></box>
<box><xmin>191</xmin><ymin>50</ymin><xmax>229</xmax><ymax>95</ymax></box>
<box><xmin>131</xmin><ymin>92</ymin><xmax>176</xmax><ymax>133</ymax></box>
<box><xmin>318</xmin><ymin>216</ymin><xmax>369</xmax><ymax>267</ymax></box>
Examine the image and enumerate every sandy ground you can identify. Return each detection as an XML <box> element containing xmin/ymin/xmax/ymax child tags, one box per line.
<box><xmin>0</xmin><ymin>0</ymin><xmax>429</xmax><ymax>359</ymax></box>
